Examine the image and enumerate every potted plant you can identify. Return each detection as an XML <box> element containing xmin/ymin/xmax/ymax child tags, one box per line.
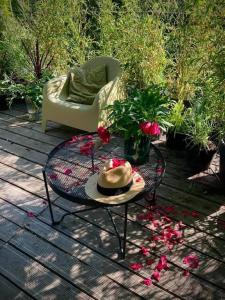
<box><xmin>185</xmin><ymin>103</ymin><xmax>217</xmax><ymax>173</ymax></box>
<box><xmin>0</xmin><ymin>75</ymin><xmax>25</xmax><ymax>110</ymax></box>
<box><xmin>105</xmin><ymin>84</ymin><xmax>172</xmax><ymax>165</ymax></box>
<box><xmin>166</xmin><ymin>100</ymin><xmax>189</xmax><ymax>150</ymax></box>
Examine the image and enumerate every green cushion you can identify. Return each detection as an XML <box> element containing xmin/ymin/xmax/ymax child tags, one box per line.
<box><xmin>66</xmin><ymin>64</ymin><xmax>107</xmax><ymax>105</ymax></box>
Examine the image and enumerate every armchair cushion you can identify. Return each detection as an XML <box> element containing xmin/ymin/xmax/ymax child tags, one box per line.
<box><xmin>66</xmin><ymin>64</ymin><xmax>108</xmax><ymax>105</ymax></box>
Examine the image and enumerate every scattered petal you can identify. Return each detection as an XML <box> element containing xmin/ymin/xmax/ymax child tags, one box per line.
<box><xmin>139</xmin><ymin>246</ymin><xmax>149</xmax><ymax>256</ymax></box>
<box><xmin>27</xmin><ymin>211</ymin><xmax>35</xmax><ymax>218</ymax></box>
<box><xmin>183</xmin><ymin>254</ymin><xmax>199</xmax><ymax>269</ymax></box>
<box><xmin>130</xmin><ymin>263</ymin><xmax>143</xmax><ymax>271</ymax></box>
<box><xmin>146</xmin><ymin>258</ymin><xmax>155</xmax><ymax>266</ymax></box>
<box><xmin>50</xmin><ymin>173</ymin><xmax>58</xmax><ymax>180</ymax></box>
<box><xmin>152</xmin><ymin>270</ymin><xmax>160</xmax><ymax>282</ymax></box>
<box><xmin>143</xmin><ymin>277</ymin><xmax>152</xmax><ymax>286</ymax></box>
<box><xmin>183</xmin><ymin>269</ymin><xmax>190</xmax><ymax>277</ymax></box>
<box><xmin>64</xmin><ymin>168</ymin><xmax>72</xmax><ymax>175</ymax></box>
<box><xmin>191</xmin><ymin>211</ymin><xmax>200</xmax><ymax>218</ymax></box>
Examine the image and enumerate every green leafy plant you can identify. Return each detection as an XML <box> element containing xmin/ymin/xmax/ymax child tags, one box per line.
<box><xmin>168</xmin><ymin>100</ymin><xmax>188</xmax><ymax>133</ymax></box>
<box><xmin>0</xmin><ymin>74</ymin><xmax>25</xmax><ymax>106</ymax></box>
<box><xmin>185</xmin><ymin>101</ymin><xmax>214</xmax><ymax>151</ymax></box>
<box><xmin>105</xmin><ymin>84</ymin><xmax>172</xmax><ymax>139</ymax></box>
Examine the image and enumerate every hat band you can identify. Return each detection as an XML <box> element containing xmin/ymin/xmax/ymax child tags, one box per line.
<box><xmin>97</xmin><ymin>180</ymin><xmax>133</xmax><ymax>196</ymax></box>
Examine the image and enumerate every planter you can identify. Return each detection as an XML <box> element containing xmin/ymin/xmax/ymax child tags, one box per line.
<box><xmin>186</xmin><ymin>142</ymin><xmax>217</xmax><ymax>173</ymax></box>
<box><xmin>219</xmin><ymin>139</ymin><xmax>225</xmax><ymax>182</ymax></box>
<box><xmin>124</xmin><ymin>136</ymin><xmax>151</xmax><ymax>165</ymax></box>
<box><xmin>0</xmin><ymin>96</ymin><xmax>9</xmax><ymax>111</ymax></box>
<box><xmin>25</xmin><ymin>97</ymin><xmax>41</xmax><ymax>121</ymax></box>
<box><xmin>166</xmin><ymin>129</ymin><xmax>188</xmax><ymax>150</ymax></box>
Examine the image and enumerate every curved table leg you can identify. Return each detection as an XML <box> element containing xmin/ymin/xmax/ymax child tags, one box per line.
<box><xmin>43</xmin><ymin>170</ymin><xmax>56</xmax><ymax>225</ymax></box>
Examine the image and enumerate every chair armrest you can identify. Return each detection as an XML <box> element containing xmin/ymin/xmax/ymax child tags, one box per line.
<box><xmin>43</xmin><ymin>75</ymin><xmax>67</xmax><ymax>102</ymax></box>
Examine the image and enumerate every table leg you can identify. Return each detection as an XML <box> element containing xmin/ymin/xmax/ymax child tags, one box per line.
<box><xmin>122</xmin><ymin>203</ymin><xmax>128</xmax><ymax>259</ymax></box>
<box><xmin>42</xmin><ymin>170</ymin><xmax>56</xmax><ymax>225</ymax></box>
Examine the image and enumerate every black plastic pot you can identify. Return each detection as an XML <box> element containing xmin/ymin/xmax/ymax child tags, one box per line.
<box><xmin>0</xmin><ymin>96</ymin><xmax>9</xmax><ymax>111</ymax></box>
<box><xmin>219</xmin><ymin>139</ymin><xmax>225</xmax><ymax>182</ymax></box>
<box><xmin>166</xmin><ymin>129</ymin><xmax>188</xmax><ymax>150</ymax></box>
<box><xmin>186</xmin><ymin>144</ymin><xmax>217</xmax><ymax>173</ymax></box>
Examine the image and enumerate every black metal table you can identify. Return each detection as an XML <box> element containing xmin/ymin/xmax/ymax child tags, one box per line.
<box><xmin>43</xmin><ymin>133</ymin><xmax>165</xmax><ymax>258</ymax></box>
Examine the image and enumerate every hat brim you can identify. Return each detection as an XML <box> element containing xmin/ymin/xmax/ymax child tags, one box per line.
<box><xmin>85</xmin><ymin>172</ymin><xmax>145</xmax><ymax>205</ymax></box>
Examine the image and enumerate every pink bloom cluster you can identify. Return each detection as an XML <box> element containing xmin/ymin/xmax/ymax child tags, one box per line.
<box><xmin>97</xmin><ymin>126</ymin><xmax>110</xmax><ymax>144</ymax></box>
<box><xmin>139</xmin><ymin>121</ymin><xmax>160</xmax><ymax>136</ymax></box>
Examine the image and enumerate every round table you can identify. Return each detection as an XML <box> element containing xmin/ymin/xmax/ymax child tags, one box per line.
<box><xmin>43</xmin><ymin>133</ymin><xmax>165</xmax><ymax>258</ymax></box>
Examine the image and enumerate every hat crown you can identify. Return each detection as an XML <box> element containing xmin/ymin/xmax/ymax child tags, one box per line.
<box><xmin>98</xmin><ymin>159</ymin><xmax>132</xmax><ymax>189</ymax></box>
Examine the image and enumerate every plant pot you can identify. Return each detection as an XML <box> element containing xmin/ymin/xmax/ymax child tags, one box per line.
<box><xmin>25</xmin><ymin>97</ymin><xmax>40</xmax><ymax>121</ymax></box>
<box><xmin>166</xmin><ymin>129</ymin><xmax>188</xmax><ymax>150</ymax></box>
<box><xmin>219</xmin><ymin>139</ymin><xmax>225</xmax><ymax>182</ymax></box>
<box><xmin>124</xmin><ymin>136</ymin><xmax>151</xmax><ymax>165</ymax></box>
<box><xmin>0</xmin><ymin>95</ymin><xmax>9</xmax><ymax>111</ymax></box>
<box><xmin>186</xmin><ymin>142</ymin><xmax>217</xmax><ymax>173</ymax></box>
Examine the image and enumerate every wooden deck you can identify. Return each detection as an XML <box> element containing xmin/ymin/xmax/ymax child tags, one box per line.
<box><xmin>0</xmin><ymin>104</ymin><xmax>225</xmax><ymax>300</ymax></box>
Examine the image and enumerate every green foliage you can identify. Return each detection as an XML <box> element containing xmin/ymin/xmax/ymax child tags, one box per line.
<box><xmin>168</xmin><ymin>101</ymin><xmax>188</xmax><ymax>133</ymax></box>
<box><xmin>106</xmin><ymin>84</ymin><xmax>172</xmax><ymax>139</ymax></box>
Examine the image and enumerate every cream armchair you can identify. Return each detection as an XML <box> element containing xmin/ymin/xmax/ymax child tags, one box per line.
<box><xmin>42</xmin><ymin>56</ymin><xmax>122</xmax><ymax>132</ymax></box>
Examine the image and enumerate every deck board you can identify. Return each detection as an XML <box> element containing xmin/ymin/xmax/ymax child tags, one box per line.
<box><xmin>0</xmin><ymin>105</ymin><xmax>225</xmax><ymax>299</ymax></box>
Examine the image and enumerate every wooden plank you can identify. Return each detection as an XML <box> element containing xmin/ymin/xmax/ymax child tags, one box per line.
<box><xmin>0</xmin><ymin>215</ymin><xmax>20</xmax><ymax>242</ymax></box>
<box><xmin>10</xmin><ymin>229</ymin><xmax>142</xmax><ymax>300</ymax></box>
<box><xmin>38</xmin><ymin>204</ymin><xmax>225</xmax><ymax>299</ymax></box>
<box><xmin>0</xmin><ymin>179</ymin><xmax>47</xmax><ymax>214</ymax></box>
<box><xmin>0</xmin><ymin>163</ymin><xmax>56</xmax><ymax>200</ymax></box>
<box><xmin>0</xmin><ymin>244</ymin><xmax>92</xmax><ymax>300</ymax></box>
<box><xmin>55</xmin><ymin>199</ymin><xmax>225</xmax><ymax>290</ymax></box>
<box><xmin>0</xmin><ymin>199</ymin><xmax>176</xmax><ymax>299</ymax></box>
<box><xmin>0</xmin><ymin>274</ymin><xmax>32</xmax><ymax>300</ymax></box>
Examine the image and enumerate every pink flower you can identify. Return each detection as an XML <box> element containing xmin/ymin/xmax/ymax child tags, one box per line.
<box><xmin>139</xmin><ymin>246</ymin><xmax>149</xmax><ymax>256</ymax></box>
<box><xmin>140</xmin><ymin>121</ymin><xmax>152</xmax><ymax>135</ymax></box>
<box><xmin>183</xmin><ymin>270</ymin><xmax>190</xmax><ymax>277</ymax></box>
<box><xmin>64</xmin><ymin>168</ymin><xmax>72</xmax><ymax>175</ymax></box>
<box><xmin>27</xmin><ymin>211</ymin><xmax>35</xmax><ymax>218</ymax></box>
<box><xmin>97</xmin><ymin>126</ymin><xmax>110</xmax><ymax>144</ymax></box>
<box><xmin>143</xmin><ymin>277</ymin><xmax>152</xmax><ymax>286</ymax></box>
<box><xmin>112</xmin><ymin>158</ymin><xmax>126</xmax><ymax>168</ymax></box>
<box><xmin>152</xmin><ymin>270</ymin><xmax>160</xmax><ymax>282</ymax></box>
<box><xmin>130</xmin><ymin>263</ymin><xmax>143</xmax><ymax>271</ymax></box>
<box><xmin>148</xmin><ymin>122</ymin><xmax>160</xmax><ymax>136</ymax></box>
<box><xmin>183</xmin><ymin>254</ymin><xmax>199</xmax><ymax>269</ymax></box>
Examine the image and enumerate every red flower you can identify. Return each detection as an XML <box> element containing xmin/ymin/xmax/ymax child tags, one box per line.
<box><xmin>112</xmin><ymin>158</ymin><xmax>126</xmax><ymax>168</ymax></box>
<box><xmin>148</xmin><ymin>122</ymin><xmax>160</xmax><ymax>136</ymax></box>
<box><xmin>152</xmin><ymin>270</ymin><xmax>160</xmax><ymax>282</ymax></box>
<box><xmin>143</xmin><ymin>277</ymin><xmax>152</xmax><ymax>286</ymax></box>
<box><xmin>183</xmin><ymin>254</ymin><xmax>199</xmax><ymax>269</ymax></box>
<box><xmin>130</xmin><ymin>263</ymin><xmax>143</xmax><ymax>271</ymax></box>
<box><xmin>139</xmin><ymin>121</ymin><xmax>152</xmax><ymax>135</ymax></box>
<box><xmin>139</xmin><ymin>246</ymin><xmax>149</xmax><ymax>256</ymax></box>
<box><xmin>97</xmin><ymin>126</ymin><xmax>110</xmax><ymax>144</ymax></box>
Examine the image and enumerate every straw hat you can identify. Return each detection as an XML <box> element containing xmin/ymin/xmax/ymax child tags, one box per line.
<box><xmin>85</xmin><ymin>159</ymin><xmax>145</xmax><ymax>204</ymax></box>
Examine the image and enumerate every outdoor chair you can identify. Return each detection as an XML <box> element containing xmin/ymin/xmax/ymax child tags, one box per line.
<box><xmin>41</xmin><ymin>56</ymin><xmax>122</xmax><ymax>132</ymax></box>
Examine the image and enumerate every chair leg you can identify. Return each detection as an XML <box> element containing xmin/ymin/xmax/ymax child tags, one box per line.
<box><xmin>42</xmin><ymin>118</ymin><xmax>47</xmax><ymax>132</ymax></box>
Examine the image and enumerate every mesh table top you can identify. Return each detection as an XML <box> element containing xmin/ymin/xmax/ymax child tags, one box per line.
<box><xmin>44</xmin><ymin>134</ymin><xmax>165</xmax><ymax>206</ymax></box>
